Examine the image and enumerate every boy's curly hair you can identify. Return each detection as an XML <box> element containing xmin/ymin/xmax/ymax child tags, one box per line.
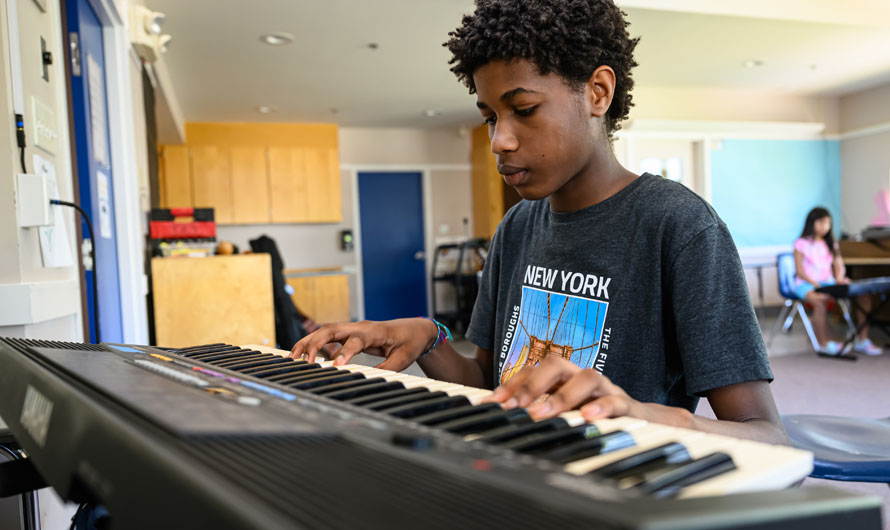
<box><xmin>444</xmin><ymin>0</ymin><xmax>639</xmax><ymax>136</ymax></box>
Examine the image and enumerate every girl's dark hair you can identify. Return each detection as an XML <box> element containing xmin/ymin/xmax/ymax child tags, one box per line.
<box><xmin>800</xmin><ymin>207</ymin><xmax>835</xmax><ymax>256</ymax></box>
<box><xmin>443</xmin><ymin>0</ymin><xmax>639</xmax><ymax>138</ymax></box>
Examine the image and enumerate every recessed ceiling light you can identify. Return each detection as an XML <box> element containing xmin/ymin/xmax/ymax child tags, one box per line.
<box><xmin>742</xmin><ymin>59</ymin><xmax>764</xmax><ymax>68</ymax></box>
<box><xmin>257</xmin><ymin>105</ymin><xmax>278</xmax><ymax>114</ymax></box>
<box><xmin>424</xmin><ymin>109</ymin><xmax>440</xmax><ymax>117</ymax></box>
<box><xmin>260</xmin><ymin>32</ymin><xmax>294</xmax><ymax>46</ymax></box>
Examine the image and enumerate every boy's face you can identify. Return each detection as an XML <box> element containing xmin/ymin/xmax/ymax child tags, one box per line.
<box><xmin>474</xmin><ymin>59</ymin><xmax>597</xmax><ymax>201</ymax></box>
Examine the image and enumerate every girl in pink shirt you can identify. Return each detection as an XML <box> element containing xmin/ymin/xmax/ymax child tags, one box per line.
<box><xmin>794</xmin><ymin>207</ymin><xmax>881</xmax><ymax>355</ymax></box>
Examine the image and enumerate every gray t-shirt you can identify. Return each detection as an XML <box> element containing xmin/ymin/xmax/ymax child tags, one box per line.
<box><xmin>466</xmin><ymin>174</ymin><xmax>772</xmax><ymax>412</ymax></box>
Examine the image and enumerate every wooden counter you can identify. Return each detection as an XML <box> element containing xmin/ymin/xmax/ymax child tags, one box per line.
<box><xmin>152</xmin><ymin>254</ymin><xmax>275</xmax><ymax>348</ymax></box>
<box><xmin>284</xmin><ymin>268</ymin><xmax>350</xmax><ymax>324</ymax></box>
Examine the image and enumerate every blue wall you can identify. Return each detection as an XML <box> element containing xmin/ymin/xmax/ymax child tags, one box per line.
<box><xmin>710</xmin><ymin>139</ymin><xmax>841</xmax><ymax>248</ymax></box>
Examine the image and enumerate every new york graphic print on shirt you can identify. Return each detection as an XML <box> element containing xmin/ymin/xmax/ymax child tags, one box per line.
<box><xmin>498</xmin><ymin>264</ymin><xmax>611</xmax><ymax>385</ymax></box>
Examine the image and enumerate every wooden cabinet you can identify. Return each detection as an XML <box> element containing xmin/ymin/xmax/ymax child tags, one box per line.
<box><xmin>191</xmin><ymin>145</ymin><xmax>233</xmax><ymax>223</ymax></box>
<box><xmin>285</xmin><ymin>272</ymin><xmax>350</xmax><ymax>324</ymax></box>
<box><xmin>158</xmin><ymin>123</ymin><xmax>341</xmax><ymax>225</ymax></box>
<box><xmin>471</xmin><ymin>125</ymin><xmax>505</xmax><ymax>239</ymax></box>
<box><xmin>230</xmin><ymin>146</ymin><xmax>270</xmax><ymax>224</ymax></box>
<box><xmin>152</xmin><ymin>255</ymin><xmax>275</xmax><ymax>348</ymax></box>
<box><xmin>158</xmin><ymin>145</ymin><xmax>191</xmax><ymax>208</ymax></box>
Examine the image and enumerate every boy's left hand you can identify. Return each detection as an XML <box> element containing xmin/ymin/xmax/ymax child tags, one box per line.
<box><xmin>484</xmin><ymin>355</ymin><xmax>648</xmax><ymax>422</ymax></box>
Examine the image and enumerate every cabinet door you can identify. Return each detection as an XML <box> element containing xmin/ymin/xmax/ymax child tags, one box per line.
<box><xmin>230</xmin><ymin>146</ymin><xmax>270</xmax><ymax>224</ymax></box>
<box><xmin>313</xmin><ymin>275</ymin><xmax>349</xmax><ymax>323</ymax></box>
<box><xmin>268</xmin><ymin>147</ymin><xmax>310</xmax><ymax>223</ymax></box>
<box><xmin>286</xmin><ymin>276</ymin><xmax>316</xmax><ymax>319</ymax></box>
<box><xmin>304</xmin><ymin>147</ymin><xmax>342</xmax><ymax>223</ymax></box>
<box><xmin>285</xmin><ymin>274</ymin><xmax>349</xmax><ymax>324</ymax></box>
<box><xmin>159</xmin><ymin>145</ymin><xmax>192</xmax><ymax>208</ymax></box>
<box><xmin>191</xmin><ymin>145</ymin><xmax>233</xmax><ymax>223</ymax></box>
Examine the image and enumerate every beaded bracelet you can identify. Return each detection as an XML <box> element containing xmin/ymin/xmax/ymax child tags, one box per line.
<box><xmin>418</xmin><ymin>317</ymin><xmax>453</xmax><ymax>359</ymax></box>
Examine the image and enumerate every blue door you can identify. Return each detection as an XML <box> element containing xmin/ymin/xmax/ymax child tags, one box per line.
<box><xmin>358</xmin><ymin>172</ymin><xmax>427</xmax><ymax>320</ymax></box>
<box><xmin>67</xmin><ymin>0</ymin><xmax>123</xmax><ymax>343</ymax></box>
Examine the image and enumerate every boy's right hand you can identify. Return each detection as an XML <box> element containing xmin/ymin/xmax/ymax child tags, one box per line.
<box><xmin>288</xmin><ymin>318</ymin><xmax>439</xmax><ymax>372</ymax></box>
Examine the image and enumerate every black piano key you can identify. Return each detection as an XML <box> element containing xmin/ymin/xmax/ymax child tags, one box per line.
<box><xmin>186</xmin><ymin>346</ymin><xmax>252</xmax><ymax>357</ymax></box>
<box><xmin>346</xmin><ymin>388</ymin><xmax>432</xmax><ymax>408</ymax></box>
<box><xmin>308</xmin><ymin>377</ymin><xmax>387</xmax><ymax>395</ymax></box>
<box><xmin>245</xmin><ymin>361</ymin><xmax>310</xmax><ymax>379</ymax></box>
<box><xmin>270</xmin><ymin>367</ymin><xmax>340</xmax><ymax>385</ymax></box>
<box><xmin>215</xmin><ymin>354</ymin><xmax>277</xmax><ymax>368</ymax></box>
<box><xmin>263</xmin><ymin>365</ymin><xmax>328</xmax><ymax>382</ymax></box>
<box><xmin>637</xmin><ymin>452</ymin><xmax>736</xmax><ymax>498</ymax></box>
<box><xmin>412</xmin><ymin>402</ymin><xmax>503</xmax><ymax>426</ymax></box>
<box><xmin>189</xmin><ymin>349</ymin><xmax>257</xmax><ymax>363</ymax></box>
<box><xmin>438</xmin><ymin>408</ymin><xmax>532</xmax><ymax>435</ymax></box>
<box><xmin>288</xmin><ymin>372</ymin><xmax>365</xmax><ymax>391</ymax></box>
<box><xmin>224</xmin><ymin>357</ymin><xmax>291</xmax><ymax>373</ymax></box>
<box><xmin>502</xmin><ymin>424</ymin><xmax>602</xmax><ymax>454</ymax></box>
<box><xmin>177</xmin><ymin>344</ymin><xmax>235</xmax><ymax>356</ymax></box>
<box><xmin>177</xmin><ymin>342</ymin><xmax>227</xmax><ymax>351</ymax></box>
<box><xmin>474</xmin><ymin>416</ymin><xmax>569</xmax><ymax>444</ymax></box>
<box><xmin>589</xmin><ymin>442</ymin><xmax>691</xmax><ymax>481</ymax></box>
<box><xmin>379</xmin><ymin>395</ymin><xmax>471</xmax><ymax>419</ymax></box>
<box><xmin>323</xmin><ymin>381</ymin><xmax>405</xmax><ymax>401</ymax></box>
<box><xmin>541</xmin><ymin>430</ymin><xmax>636</xmax><ymax>464</ymax></box>
<box><xmin>363</xmin><ymin>390</ymin><xmax>446</xmax><ymax>411</ymax></box>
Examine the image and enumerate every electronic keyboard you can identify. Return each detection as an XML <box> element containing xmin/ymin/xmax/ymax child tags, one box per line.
<box><xmin>0</xmin><ymin>338</ymin><xmax>881</xmax><ymax>529</ymax></box>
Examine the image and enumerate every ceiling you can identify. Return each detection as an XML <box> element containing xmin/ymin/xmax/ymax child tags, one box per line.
<box><xmin>147</xmin><ymin>0</ymin><xmax>890</xmax><ymax>128</ymax></box>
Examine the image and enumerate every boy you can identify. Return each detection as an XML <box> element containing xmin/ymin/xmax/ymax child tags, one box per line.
<box><xmin>292</xmin><ymin>0</ymin><xmax>788</xmax><ymax>445</ymax></box>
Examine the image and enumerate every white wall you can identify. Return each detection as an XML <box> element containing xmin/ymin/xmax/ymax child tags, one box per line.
<box><xmin>839</xmin><ymin>81</ymin><xmax>890</xmax><ymax>235</ymax></box>
<box><xmin>631</xmin><ymin>86</ymin><xmax>840</xmax><ymax>134</ymax></box>
<box><xmin>0</xmin><ymin>0</ymin><xmax>82</xmax><ymax>336</ymax></box>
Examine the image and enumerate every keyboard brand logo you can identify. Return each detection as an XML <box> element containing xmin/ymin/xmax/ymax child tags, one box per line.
<box><xmin>20</xmin><ymin>385</ymin><xmax>54</xmax><ymax>448</ymax></box>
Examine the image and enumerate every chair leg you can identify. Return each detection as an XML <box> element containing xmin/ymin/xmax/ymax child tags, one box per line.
<box><xmin>783</xmin><ymin>301</ymin><xmax>798</xmax><ymax>332</ymax></box>
<box><xmin>768</xmin><ymin>300</ymin><xmax>794</xmax><ymax>346</ymax></box>
<box><xmin>795</xmin><ymin>302</ymin><xmax>822</xmax><ymax>352</ymax></box>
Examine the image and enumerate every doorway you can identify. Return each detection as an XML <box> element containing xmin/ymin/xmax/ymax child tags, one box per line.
<box><xmin>67</xmin><ymin>0</ymin><xmax>123</xmax><ymax>342</ymax></box>
<box><xmin>357</xmin><ymin>171</ymin><xmax>428</xmax><ymax>320</ymax></box>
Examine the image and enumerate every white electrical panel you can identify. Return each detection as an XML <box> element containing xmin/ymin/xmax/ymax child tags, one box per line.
<box><xmin>31</xmin><ymin>96</ymin><xmax>57</xmax><ymax>155</ymax></box>
<box><xmin>16</xmin><ymin>173</ymin><xmax>53</xmax><ymax>227</ymax></box>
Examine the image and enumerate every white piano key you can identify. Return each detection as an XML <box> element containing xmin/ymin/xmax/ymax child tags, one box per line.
<box><xmin>675</xmin><ymin>441</ymin><xmax>813</xmax><ymax>498</ymax></box>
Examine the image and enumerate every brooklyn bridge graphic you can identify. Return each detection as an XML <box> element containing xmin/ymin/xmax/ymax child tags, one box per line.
<box><xmin>500</xmin><ymin>286</ymin><xmax>609</xmax><ymax>384</ymax></box>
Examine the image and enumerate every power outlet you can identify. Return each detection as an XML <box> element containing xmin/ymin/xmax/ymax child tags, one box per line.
<box><xmin>16</xmin><ymin>173</ymin><xmax>53</xmax><ymax>227</ymax></box>
<box><xmin>31</xmin><ymin>96</ymin><xmax>57</xmax><ymax>155</ymax></box>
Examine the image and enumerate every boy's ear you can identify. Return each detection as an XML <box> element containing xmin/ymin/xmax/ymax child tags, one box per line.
<box><xmin>586</xmin><ymin>65</ymin><xmax>616</xmax><ymax>118</ymax></box>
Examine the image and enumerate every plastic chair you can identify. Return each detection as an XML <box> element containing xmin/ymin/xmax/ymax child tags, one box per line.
<box><xmin>769</xmin><ymin>252</ymin><xmax>855</xmax><ymax>352</ymax></box>
<box><xmin>783</xmin><ymin>415</ymin><xmax>890</xmax><ymax>488</ymax></box>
